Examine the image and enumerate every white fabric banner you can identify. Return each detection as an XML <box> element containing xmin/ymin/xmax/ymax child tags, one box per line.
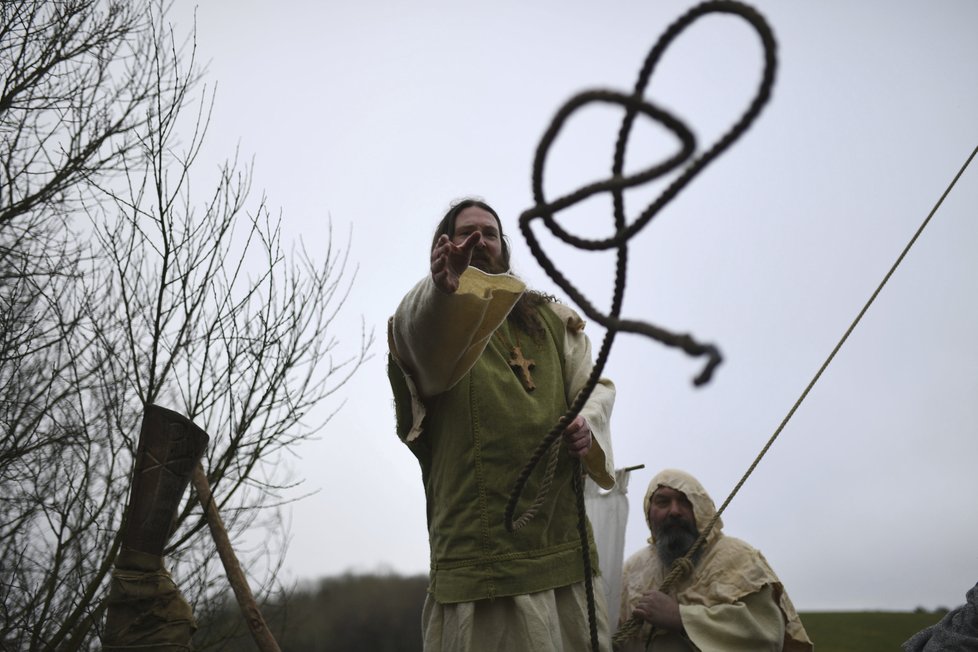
<box><xmin>584</xmin><ymin>468</ymin><xmax>635</xmax><ymax>626</ymax></box>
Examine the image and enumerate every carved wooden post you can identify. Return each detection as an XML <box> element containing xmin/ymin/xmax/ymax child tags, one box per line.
<box><xmin>104</xmin><ymin>404</ymin><xmax>208</xmax><ymax>651</ymax></box>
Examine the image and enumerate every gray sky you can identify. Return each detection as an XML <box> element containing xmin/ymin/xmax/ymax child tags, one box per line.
<box><xmin>171</xmin><ymin>0</ymin><xmax>978</xmax><ymax>611</ymax></box>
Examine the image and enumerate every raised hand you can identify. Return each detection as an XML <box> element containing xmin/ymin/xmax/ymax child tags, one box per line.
<box><xmin>430</xmin><ymin>231</ymin><xmax>482</xmax><ymax>293</ymax></box>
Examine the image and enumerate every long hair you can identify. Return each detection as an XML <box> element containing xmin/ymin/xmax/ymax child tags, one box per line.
<box><xmin>432</xmin><ymin>198</ymin><xmax>554</xmax><ymax>340</ymax></box>
<box><xmin>430</xmin><ymin>198</ymin><xmax>511</xmax><ymax>268</ymax></box>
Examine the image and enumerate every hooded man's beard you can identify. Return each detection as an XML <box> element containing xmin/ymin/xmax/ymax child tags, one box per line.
<box><xmin>653</xmin><ymin>516</ymin><xmax>701</xmax><ymax>569</ymax></box>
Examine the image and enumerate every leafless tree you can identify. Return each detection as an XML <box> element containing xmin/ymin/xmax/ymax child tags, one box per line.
<box><xmin>0</xmin><ymin>1</ymin><xmax>372</xmax><ymax>650</ymax></box>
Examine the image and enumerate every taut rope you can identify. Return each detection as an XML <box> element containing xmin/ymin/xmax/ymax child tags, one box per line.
<box><xmin>615</xmin><ymin>140</ymin><xmax>978</xmax><ymax>649</ymax></box>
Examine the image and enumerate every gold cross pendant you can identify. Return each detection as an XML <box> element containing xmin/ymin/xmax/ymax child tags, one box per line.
<box><xmin>508</xmin><ymin>345</ymin><xmax>536</xmax><ymax>392</ymax></box>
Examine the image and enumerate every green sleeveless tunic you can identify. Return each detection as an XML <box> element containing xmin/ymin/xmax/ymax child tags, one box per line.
<box><xmin>389</xmin><ymin>304</ymin><xmax>598</xmax><ymax>603</ymax></box>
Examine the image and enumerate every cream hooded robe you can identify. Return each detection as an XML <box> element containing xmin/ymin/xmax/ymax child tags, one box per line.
<box><xmin>618</xmin><ymin>469</ymin><xmax>812</xmax><ymax>652</ymax></box>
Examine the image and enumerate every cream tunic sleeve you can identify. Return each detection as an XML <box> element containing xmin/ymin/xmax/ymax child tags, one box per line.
<box><xmin>679</xmin><ymin>584</ymin><xmax>785</xmax><ymax>652</ymax></box>
<box><xmin>548</xmin><ymin>302</ymin><xmax>616</xmax><ymax>489</ymax></box>
<box><xmin>390</xmin><ymin>269</ymin><xmax>616</xmax><ymax>486</ymax></box>
<box><xmin>389</xmin><ymin>267</ymin><xmax>524</xmax><ymax>441</ymax></box>
<box><xmin>391</xmin><ymin>267</ymin><xmax>525</xmax><ymax>397</ymax></box>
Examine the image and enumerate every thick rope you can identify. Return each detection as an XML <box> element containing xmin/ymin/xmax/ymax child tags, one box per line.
<box><xmin>509</xmin><ymin>433</ymin><xmax>562</xmax><ymax>531</ymax></box>
<box><xmin>507</xmin><ymin>0</ymin><xmax>776</xmax><ymax>533</ymax></box>
<box><xmin>613</xmin><ymin>141</ymin><xmax>978</xmax><ymax>650</ymax></box>
<box><xmin>572</xmin><ymin>459</ymin><xmax>602</xmax><ymax>651</ymax></box>
<box><xmin>501</xmin><ymin>3</ymin><xmax>778</xmax><ymax>652</ymax></box>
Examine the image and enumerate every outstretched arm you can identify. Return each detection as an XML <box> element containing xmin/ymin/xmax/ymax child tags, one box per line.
<box><xmin>391</xmin><ymin>267</ymin><xmax>526</xmax><ymax>399</ymax></box>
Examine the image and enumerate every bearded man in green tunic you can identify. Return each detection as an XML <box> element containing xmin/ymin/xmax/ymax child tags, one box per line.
<box><xmin>388</xmin><ymin>198</ymin><xmax>617</xmax><ymax>651</ymax></box>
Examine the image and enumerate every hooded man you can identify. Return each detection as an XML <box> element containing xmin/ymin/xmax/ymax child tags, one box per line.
<box><xmin>618</xmin><ymin>469</ymin><xmax>812</xmax><ymax>651</ymax></box>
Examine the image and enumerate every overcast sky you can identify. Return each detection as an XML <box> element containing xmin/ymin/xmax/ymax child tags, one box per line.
<box><xmin>170</xmin><ymin>0</ymin><xmax>978</xmax><ymax>611</ymax></box>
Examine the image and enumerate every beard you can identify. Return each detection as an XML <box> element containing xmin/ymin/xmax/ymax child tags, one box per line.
<box><xmin>652</xmin><ymin>516</ymin><xmax>701</xmax><ymax>569</ymax></box>
<box><xmin>470</xmin><ymin>251</ymin><xmax>508</xmax><ymax>274</ymax></box>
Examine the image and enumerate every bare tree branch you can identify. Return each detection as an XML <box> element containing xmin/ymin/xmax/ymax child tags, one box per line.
<box><xmin>0</xmin><ymin>2</ymin><xmax>373</xmax><ymax>649</ymax></box>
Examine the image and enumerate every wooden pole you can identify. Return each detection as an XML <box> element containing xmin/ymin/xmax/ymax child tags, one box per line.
<box><xmin>192</xmin><ymin>465</ymin><xmax>282</xmax><ymax>652</ymax></box>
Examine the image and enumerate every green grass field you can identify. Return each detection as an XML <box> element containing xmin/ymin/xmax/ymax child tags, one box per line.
<box><xmin>799</xmin><ymin>611</ymin><xmax>945</xmax><ymax>652</ymax></box>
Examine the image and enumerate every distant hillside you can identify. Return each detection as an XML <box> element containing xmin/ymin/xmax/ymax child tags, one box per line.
<box><xmin>193</xmin><ymin>573</ymin><xmax>948</xmax><ymax>652</ymax></box>
<box><xmin>800</xmin><ymin>610</ymin><xmax>946</xmax><ymax>652</ymax></box>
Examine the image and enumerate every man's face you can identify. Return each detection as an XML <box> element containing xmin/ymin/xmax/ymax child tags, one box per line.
<box><xmin>648</xmin><ymin>486</ymin><xmax>699</xmax><ymax>565</ymax></box>
<box><xmin>453</xmin><ymin>206</ymin><xmax>506</xmax><ymax>273</ymax></box>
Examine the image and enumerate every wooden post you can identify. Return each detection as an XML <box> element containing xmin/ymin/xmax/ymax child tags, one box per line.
<box><xmin>192</xmin><ymin>465</ymin><xmax>283</xmax><ymax>652</ymax></box>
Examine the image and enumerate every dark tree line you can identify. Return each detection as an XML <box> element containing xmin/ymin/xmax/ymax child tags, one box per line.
<box><xmin>196</xmin><ymin>573</ymin><xmax>429</xmax><ymax>652</ymax></box>
<box><xmin>0</xmin><ymin>1</ymin><xmax>371</xmax><ymax>649</ymax></box>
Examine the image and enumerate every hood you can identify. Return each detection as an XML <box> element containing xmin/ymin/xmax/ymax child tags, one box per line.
<box><xmin>643</xmin><ymin>468</ymin><xmax>723</xmax><ymax>549</ymax></box>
